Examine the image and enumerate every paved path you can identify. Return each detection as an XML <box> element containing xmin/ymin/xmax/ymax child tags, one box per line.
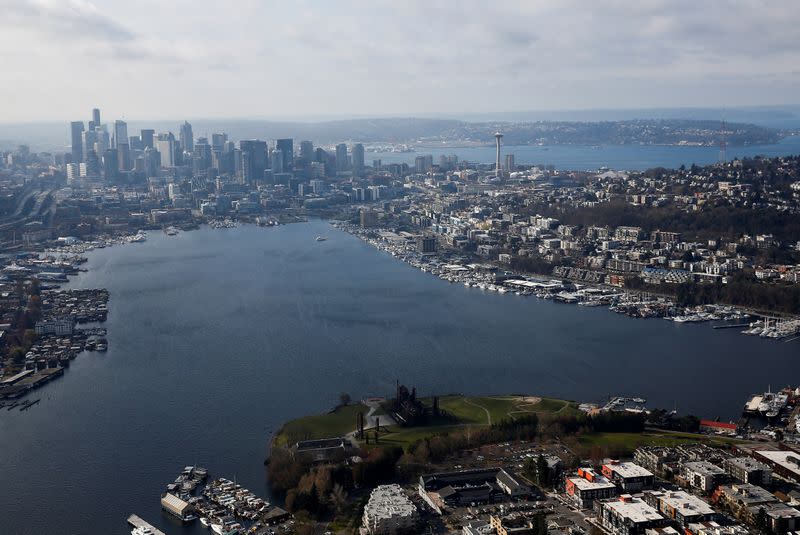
<box><xmin>463</xmin><ymin>397</ymin><xmax>492</xmax><ymax>425</ymax></box>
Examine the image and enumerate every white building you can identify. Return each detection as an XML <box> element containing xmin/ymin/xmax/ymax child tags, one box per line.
<box><xmin>362</xmin><ymin>484</ymin><xmax>418</xmax><ymax>535</ymax></box>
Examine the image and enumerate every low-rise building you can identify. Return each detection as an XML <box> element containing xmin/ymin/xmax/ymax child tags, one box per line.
<box><xmin>362</xmin><ymin>484</ymin><xmax>418</xmax><ymax>535</ymax></box>
<box><xmin>714</xmin><ymin>483</ymin><xmax>777</xmax><ymax>519</ymax></box>
<box><xmin>748</xmin><ymin>503</ymin><xmax>800</xmax><ymax>534</ymax></box>
<box><xmin>602</xmin><ymin>461</ymin><xmax>655</xmax><ymax>492</ymax></box>
<box><xmin>565</xmin><ymin>468</ymin><xmax>617</xmax><ymax>509</ymax></box>
<box><xmin>686</xmin><ymin>520</ymin><xmax>748</xmax><ymax>535</ymax></box>
<box><xmin>644</xmin><ymin>490</ymin><xmax>716</xmax><ymax>526</ymax></box>
<box><xmin>599</xmin><ymin>495</ymin><xmax>668</xmax><ymax>535</ymax></box>
<box><xmin>683</xmin><ymin>461</ymin><xmax>727</xmax><ymax>492</ymax></box>
<box><xmin>419</xmin><ymin>468</ymin><xmax>530</xmax><ymax>513</ymax></box>
<box><xmin>754</xmin><ymin>450</ymin><xmax>800</xmax><ymax>483</ymax></box>
<box><xmin>724</xmin><ymin>457</ymin><xmax>772</xmax><ymax>486</ymax></box>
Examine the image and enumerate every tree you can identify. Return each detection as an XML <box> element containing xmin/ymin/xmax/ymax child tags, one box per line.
<box><xmin>339</xmin><ymin>392</ymin><xmax>352</xmax><ymax>406</ymax></box>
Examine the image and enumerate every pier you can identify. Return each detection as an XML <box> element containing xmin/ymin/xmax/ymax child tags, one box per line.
<box><xmin>127</xmin><ymin>514</ymin><xmax>165</xmax><ymax>535</ymax></box>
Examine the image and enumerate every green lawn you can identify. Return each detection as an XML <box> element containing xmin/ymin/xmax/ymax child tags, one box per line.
<box><xmin>275</xmin><ymin>404</ymin><xmax>365</xmax><ymax>447</ymax></box>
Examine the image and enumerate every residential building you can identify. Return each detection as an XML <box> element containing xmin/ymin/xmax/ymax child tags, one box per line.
<box><xmin>362</xmin><ymin>484</ymin><xmax>418</xmax><ymax>535</ymax></box>
<box><xmin>724</xmin><ymin>457</ymin><xmax>772</xmax><ymax>486</ymax></box>
<box><xmin>602</xmin><ymin>461</ymin><xmax>655</xmax><ymax>492</ymax></box>
<box><xmin>599</xmin><ymin>495</ymin><xmax>668</xmax><ymax>535</ymax></box>
<box><xmin>683</xmin><ymin>461</ymin><xmax>727</xmax><ymax>492</ymax></box>
<box><xmin>565</xmin><ymin>468</ymin><xmax>617</xmax><ymax>509</ymax></box>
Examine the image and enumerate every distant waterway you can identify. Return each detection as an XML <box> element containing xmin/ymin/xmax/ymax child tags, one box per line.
<box><xmin>0</xmin><ymin>221</ymin><xmax>798</xmax><ymax>534</ymax></box>
<box><xmin>370</xmin><ymin>135</ymin><xmax>800</xmax><ymax>171</ymax></box>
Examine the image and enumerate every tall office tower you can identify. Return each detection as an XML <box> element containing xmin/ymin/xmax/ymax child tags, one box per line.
<box><xmin>505</xmin><ymin>153</ymin><xmax>515</xmax><ymax>172</ymax></box>
<box><xmin>494</xmin><ymin>131</ymin><xmax>503</xmax><ymax>179</ymax></box>
<box><xmin>143</xmin><ymin>147</ymin><xmax>160</xmax><ymax>176</ymax></box>
<box><xmin>352</xmin><ymin>143</ymin><xmax>365</xmax><ymax>177</ymax></box>
<box><xmin>276</xmin><ymin>139</ymin><xmax>293</xmax><ymax>172</ymax></box>
<box><xmin>85</xmin><ymin>149</ymin><xmax>101</xmax><ymax>177</ymax></box>
<box><xmin>270</xmin><ymin>149</ymin><xmax>284</xmax><ymax>173</ymax></box>
<box><xmin>89</xmin><ymin>108</ymin><xmax>100</xmax><ymax>130</ymax></box>
<box><xmin>335</xmin><ymin>143</ymin><xmax>348</xmax><ymax>172</ymax></box>
<box><xmin>239</xmin><ymin>140</ymin><xmax>267</xmax><ymax>183</ymax></box>
<box><xmin>82</xmin><ymin>129</ymin><xmax>97</xmax><ymax>161</ymax></box>
<box><xmin>140</xmin><ymin>129</ymin><xmax>155</xmax><ymax>149</ymax></box>
<box><xmin>113</xmin><ymin>120</ymin><xmax>128</xmax><ymax>149</ymax></box>
<box><xmin>192</xmin><ymin>140</ymin><xmax>211</xmax><ymax>173</ymax></box>
<box><xmin>70</xmin><ymin>121</ymin><xmax>85</xmax><ymax>163</ymax></box>
<box><xmin>128</xmin><ymin>135</ymin><xmax>143</xmax><ymax>151</ymax></box>
<box><xmin>117</xmin><ymin>143</ymin><xmax>131</xmax><ymax>171</ymax></box>
<box><xmin>102</xmin><ymin>149</ymin><xmax>118</xmax><ymax>180</ymax></box>
<box><xmin>156</xmin><ymin>133</ymin><xmax>176</xmax><ymax>168</ymax></box>
<box><xmin>299</xmin><ymin>140</ymin><xmax>314</xmax><ymax>164</ymax></box>
<box><xmin>211</xmin><ymin>133</ymin><xmax>227</xmax><ymax>151</ymax></box>
<box><xmin>314</xmin><ymin>147</ymin><xmax>327</xmax><ymax>163</ymax></box>
<box><xmin>95</xmin><ymin>127</ymin><xmax>110</xmax><ymax>154</ymax></box>
<box><xmin>180</xmin><ymin>121</ymin><xmax>194</xmax><ymax>152</ymax></box>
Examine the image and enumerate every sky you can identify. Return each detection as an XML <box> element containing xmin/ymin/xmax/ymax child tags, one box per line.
<box><xmin>1</xmin><ymin>0</ymin><xmax>800</xmax><ymax>122</ymax></box>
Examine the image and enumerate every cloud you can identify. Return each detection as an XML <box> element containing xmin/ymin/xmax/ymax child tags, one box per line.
<box><xmin>0</xmin><ymin>0</ymin><xmax>799</xmax><ymax>120</ymax></box>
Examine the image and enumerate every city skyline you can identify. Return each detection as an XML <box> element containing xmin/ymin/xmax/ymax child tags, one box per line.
<box><xmin>2</xmin><ymin>1</ymin><xmax>800</xmax><ymax>122</ymax></box>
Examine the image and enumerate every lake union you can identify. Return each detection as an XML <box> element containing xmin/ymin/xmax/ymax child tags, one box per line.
<box><xmin>0</xmin><ymin>220</ymin><xmax>797</xmax><ymax>534</ymax></box>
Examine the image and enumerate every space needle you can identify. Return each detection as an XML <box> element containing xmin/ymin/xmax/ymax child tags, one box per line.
<box><xmin>494</xmin><ymin>131</ymin><xmax>503</xmax><ymax>179</ymax></box>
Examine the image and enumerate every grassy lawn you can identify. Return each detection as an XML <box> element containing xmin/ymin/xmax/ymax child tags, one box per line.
<box><xmin>274</xmin><ymin>403</ymin><xmax>365</xmax><ymax>447</ymax></box>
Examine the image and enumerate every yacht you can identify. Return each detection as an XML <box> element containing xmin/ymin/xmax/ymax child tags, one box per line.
<box><xmin>200</xmin><ymin>517</ymin><xmax>210</xmax><ymax>528</ymax></box>
<box><xmin>131</xmin><ymin>527</ymin><xmax>155</xmax><ymax>535</ymax></box>
<box><xmin>315</xmin><ymin>236</ymin><xmax>327</xmax><ymax>242</ymax></box>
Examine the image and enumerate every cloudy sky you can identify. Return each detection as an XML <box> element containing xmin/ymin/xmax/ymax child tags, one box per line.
<box><xmin>2</xmin><ymin>0</ymin><xmax>799</xmax><ymax>122</ymax></box>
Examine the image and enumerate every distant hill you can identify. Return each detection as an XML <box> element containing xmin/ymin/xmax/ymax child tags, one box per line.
<box><xmin>0</xmin><ymin>116</ymin><xmax>783</xmax><ymax>152</ymax></box>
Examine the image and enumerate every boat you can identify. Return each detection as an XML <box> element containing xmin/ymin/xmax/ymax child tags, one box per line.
<box><xmin>132</xmin><ymin>527</ymin><xmax>155</xmax><ymax>535</ymax></box>
<box><xmin>315</xmin><ymin>236</ymin><xmax>327</xmax><ymax>242</ymax></box>
<box><xmin>211</xmin><ymin>524</ymin><xmax>225</xmax><ymax>535</ymax></box>
<box><xmin>200</xmin><ymin>517</ymin><xmax>210</xmax><ymax>527</ymax></box>
<box><xmin>164</xmin><ymin>226</ymin><xmax>179</xmax><ymax>236</ymax></box>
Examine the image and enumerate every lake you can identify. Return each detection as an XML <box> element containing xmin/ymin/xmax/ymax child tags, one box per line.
<box><xmin>0</xmin><ymin>221</ymin><xmax>797</xmax><ymax>534</ymax></box>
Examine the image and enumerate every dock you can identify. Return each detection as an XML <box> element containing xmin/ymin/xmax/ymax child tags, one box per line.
<box><xmin>712</xmin><ymin>323</ymin><xmax>750</xmax><ymax>330</ymax></box>
<box><xmin>127</xmin><ymin>514</ymin><xmax>165</xmax><ymax>535</ymax></box>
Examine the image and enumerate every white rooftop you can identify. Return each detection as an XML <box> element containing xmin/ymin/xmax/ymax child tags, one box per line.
<box><xmin>757</xmin><ymin>450</ymin><xmax>800</xmax><ymax>477</ymax></box>
<box><xmin>363</xmin><ymin>484</ymin><xmax>417</xmax><ymax>521</ymax></box>
<box><xmin>568</xmin><ymin>476</ymin><xmax>617</xmax><ymax>491</ymax></box>
<box><xmin>606</xmin><ymin>462</ymin><xmax>654</xmax><ymax>479</ymax></box>
<box><xmin>604</xmin><ymin>497</ymin><xmax>663</xmax><ymax>523</ymax></box>
<box><xmin>658</xmin><ymin>491</ymin><xmax>715</xmax><ymax>516</ymax></box>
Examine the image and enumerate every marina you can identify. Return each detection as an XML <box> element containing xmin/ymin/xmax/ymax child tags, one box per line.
<box><xmin>127</xmin><ymin>514</ymin><xmax>166</xmax><ymax>535</ymax></box>
<box><xmin>334</xmin><ymin>221</ymin><xmax>800</xmax><ymax>341</ymax></box>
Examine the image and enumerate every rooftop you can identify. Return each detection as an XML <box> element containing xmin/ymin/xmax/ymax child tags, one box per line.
<box><xmin>605</xmin><ymin>461</ymin><xmax>654</xmax><ymax>479</ymax></box>
<box><xmin>604</xmin><ymin>497</ymin><xmax>663</xmax><ymax>523</ymax></box>
<box><xmin>654</xmin><ymin>491</ymin><xmax>715</xmax><ymax>516</ymax></box>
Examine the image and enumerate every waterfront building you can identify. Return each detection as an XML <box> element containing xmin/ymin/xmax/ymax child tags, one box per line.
<box><xmin>599</xmin><ymin>495</ymin><xmax>668</xmax><ymax>535</ymax></box>
<box><xmin>160</xmin><ymin>493</ymin><xmax>193</xmax><ymax>521</ymax></box>
<box><xmin>602</xmin><ymin>461</ymin><xmax>655</xmax><ymax>492</ymax></box>
<box><xmin>362</xmin><ymin>484</ymin><xmax>418</xmax><ymax>535</ymax></box>
<box><xmin>416</xmin><ymin>235</ymin><xmax>437</xmax><ymax>254</ymax></box>
<box><xmin>360</xmin><ymin>208</ymin><xmax>378</xmax><ymax>228</ymax></box>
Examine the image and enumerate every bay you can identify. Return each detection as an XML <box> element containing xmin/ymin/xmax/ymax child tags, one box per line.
<box><xmin>370</xmin><ymin>136</ymin><xmax>800</xmax><ymax>170</ymax></box>
<box><xmin>0</xmin><ymin>221</ymin><xmax>797</xmax><ymax>534</ymax></box>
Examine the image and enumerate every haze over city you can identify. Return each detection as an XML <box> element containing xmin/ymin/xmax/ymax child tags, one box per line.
<box><xmin>2</xmin><ymin>0</ymin><xmax>800</xmax><ymax>121</ymax></box>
